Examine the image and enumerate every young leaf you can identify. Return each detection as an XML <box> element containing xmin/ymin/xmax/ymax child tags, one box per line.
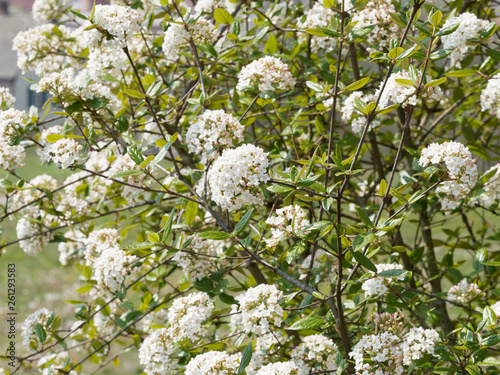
<box><xmin>288</xmin><ymin>316</ymin><xmax>324</xmax><ymax>330</ymax></box>
<box><xmin>198</xmin><ymin>231</ymin><xmax>232</xmax><ymax>240</ymax></box>
<box><xmin>237</xmin><ymin>343</ymin><xmax>253</xmax><ymax>374</ymax></box>
<box><xmin>345</xmin><ymin>77</ymin><xmax>370</xmax><ymax>91</ymax></box>
<box><xmin>185</xmin><ymin>200</ymin><xmax>198</xmax><ymax>226</ymax></box>
<box><xmin>214</xmin><ymin>8</ymin><xmax>233</xmax><ymax>24</ymax></box>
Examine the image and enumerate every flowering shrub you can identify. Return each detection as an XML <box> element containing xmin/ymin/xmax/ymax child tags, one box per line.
<box><xmin>2</xmin><ymin>1</ymin><xmax>500</xmax><ymax>375</ymax></box>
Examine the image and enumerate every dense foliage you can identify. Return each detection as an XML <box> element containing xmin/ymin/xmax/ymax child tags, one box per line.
<box><xmin>1</xmin><ymin>0</ymin><xmax>500</xmax><ymax>374</ymax></box>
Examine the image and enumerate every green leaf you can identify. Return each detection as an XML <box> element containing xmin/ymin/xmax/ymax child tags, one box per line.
<box><xmin>478</xmin><ymin>357</ymin><xmax>500</xmax><ymax>366</ymax></box>
<box><xmin>162</xmin><ymin>207</ymin><xmax>175</xmax><ymax>242</ymax></box>
<box><xmin>396</xmin><ymin>45</ymin><xmax>420</xmax><ymax>60</ymax></box>
<box><xmin>395</xmin><ymin>78</ymin><xmax>414</xmax><ymax>86</ymax></box>
<box><xmin>345</xmin><ymin>77</ymin><xmax>370</xmax><ymax>91</ymax></box>
<box><xmin>425</xmin><ymin>76</ymin><xmax>447</xmax><ymax>87</ymax></box>
<box><xmin>267</xmin><ymin>184</ymin><xmax>293</xmax><ymax>193</ymax></box>
<box><xmin>288</xmin><ymin>316</ymin><xmax>324</xmax><ymax>330</ymax></box>
<box><xmin>355</xmin><ymin>207</ymin><xmax>374</xmax><ymax>228</ymax></box>
<box><xmin>46</xmin><ymin>134</ymin><xmax>64</xmax><ymax>143</ymax></box>
<box><xmin>147</xmin><ymin>231</ymin><xmax>160</xmax><ymax>243</ymax></box>
<box><xmin>66</xmin><ymin>101</ymin><xmax>83</xmax><ymax>114</ymax></box>
<box><xmin>286</xmin><ymin>240</ymin><xmax>307</xmax><ymax>264</ymax></box>
<box><xmin>437</xmin><ymin>22</ymin><xmax>460</xmax><ymax>36</ymax></box>
<box><xmin>86</xmin><ymin>97</ymin><xmax>108</xmax><ymax>109</ymax></box>
<box><xmin>124</xmin><ymin>89</ymin><xmax>145</xmax><ymax>99</ymax></box>
<box><xmin>234</xmin><ymin>209</ymin><xmax>253</xmax><ymax>236</ymax></box>
<box><xmin>486</xmin><ymin>49</ymin><xmax>500</xmax><ymax>61</ymax></box>
<box><xmin>35</xmin><ymin>323</ymin><xmax>47</xmax><ymax>342</ymax></box>
<box><xmin>214</xmin><ymin>8</ymin><xmax>233</xmax><ymax>24</ymax></box>
<box><xmin>378</xmin><ymin>269</ymin><xmax>407</xmax><ymax>278</ymax></box>
<box><xmin>445</xmin><ymin>69</ymin><xmax>477</xmax><ymax>77</ymax></box>
<box><xmin>184</xmin><ymin>200</ymin><xmax>198</xmax><ymax>226</ymax></box>
<box><xmin>306</xmin><ymin>81</ymin><xmax>324</xmax><ymax>92</ymax></box>
<box><xmin>430</xmin><ymin>49</ymin><xmax>453</xmax><ymax>60</ymax></box>
<box><xmin>318</xmin><ymin>28</ymin><xmax>342</xmax><ymax>38</ymax></box>
<box><xmin>110</xmin><ymin>170</ymin><xmax>143</xmax><ymax>178</ymax></box>
<box><xmin>70</xmin><ymin>9</ymin><xmax>88</xmax><ymax>20</ymax></box>
<box><xmin>237</xmin><ymin>343</ymin><xmax>253</xmax><ymax>374</ymax></box>
<box><xmin>352</xmin><ymin>250</ymin><xmax>377</xmax><ymax>272</ymax></box>
<box><xmin>305</xmin><ymin>28</ymin><xmax>327</xmax><ymax>37</ymax></box>
<box><xmin>128</xmin><ymin>147</ymin><xmax>144</xmax><ymax>165</ymax></box>
<box><xmin>379</xmin><ymin>179</ymin><xmax>388</xmax><ymax>196</ymax></box>
<box><xmin>198</xmin><ymin>231</ymin><xmax>232</xmax><ymax>240</ymax></box>
<box><xmin>388</xmin><ymin>47</ymin><xmax>404</xmax><ymax>60</ymax></box>
<box><xmin>352</xmin><ymin>233</ymin><xmax>375</xmax><ymax>252</ymax></box>
<box><xmin>193</xmin><ymin>277</ymin><xmax>214</xmax><ymax>293</ymax></box>
<box><xmin>481</xmin><ymin>334</ymin><xmax>500</xmax><ymax>347</ymax></box>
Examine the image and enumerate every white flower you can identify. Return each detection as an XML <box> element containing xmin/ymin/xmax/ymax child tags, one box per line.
<box><xmin>231</xmin><ymin>284</ymin><xmax>283</xmax><ymax>335</ymax></box>
<box><xmin>208</xmin><ymin>144</ymin><xmax>269</xmax><ymax>211</ymax></box>
<box><xmin>402</xmin><ymin>327</ymin><xmax>440</xmax><ymax>365</ymax></box>
<box><xmin>194</xmin><ymin>0</ymin><xmax>237</xmax><ymax>14</ymax></box>
<box><xmin>22</xmin><ymin>308</ymin><xmax>53</xmax><ymax>350</ymax></box>
<box><xmin>481</xmin><ymin>163</ymin><xmax>500</xmax><ymax>206</ymax></box>
<box><xmin>167</xmin><ymin>292</ymin><xmax>214</xmax><ymax>342</ymax></box>
<box><xmin>9</xmin><ymin>174</ymin><xmax>58</xmax><ymax>217</ymax></box>
<box><xmin>419</xmin><ymin>141</ymin><xmax>478</xmax><ymax>212</ymax></box>
<box><xmin>447</xmin><ymin>279</ymin><xmax>483</xmax><ymax>304</ymax></box>
<box><xmin>291</xmin><ymin>334</ymin><xmax>338</xmax><ymax>374</ymax></box>
<box><xmin>255</xmin><ymin>361</ymin><xmax>299</xmax><ymax>375</ymax></box>
<box><xmin>376</xmin><ymin>70</ymin><xmax>444</xmax><ymax>109</ymax></box>
<box><xmin>57</xmin><ymin>229</ymin><xmax>85</xmax><ymax>266</ymax></box>
<box><xmin>441</xmin><ymin>13</ymin><xmax>490</xmax><ymax>68</ymax></box>
<box><xmin>139</xmin><ymin>328</ymin><xmax>179</xmax><ymax>375</ymax></box>
<box><xmin>336</xmin><ymin>91</ymin><xmax>380</xmax><ymax>134</ymax></box>
<box><xmin>185</xmin><ymin>351</ymin><xmax>242</xmax><ymax>375</ymax></box>
<box><xmin>32</xmin><ymin>0</ymin><xmax>68</xmax><ymax>22</ymax></box>
<box><xmin>491</xmin><ymin>302</ymin><xmax>500</xmax><ymax>318</ymax></box>
<box><xmin>297</xmin><ymin>3</ymin><xmax>335</xmax><ymax>54</ymax></box>
<box><xmin>173</xmin><ymin>237</ymin><xmax>225</xmax><ymax>281</ymax></box>
<box><xmin>84</xmin><ymin>228</ymin><xmax>120</xmax><ymax>266</ymax></box>
<box><xmin>93</xmin><ymin>245</ymin><xmax>139</xmax><ymax>291</ymax></box>
<box><xmin>40</xmin><ymin>138</ymin><xmax>82</xmax><ymax>169</ymax></box>
<box><xmin>186</xmin><ymin>109</ymin><xmax>245</xmax><ymax>164</ymax></box>
<box><xmin>237</xmin><ymin>56</ymin><xmax>296</xmax><ymax>93</ymax></box>
<box><xmin>13</xmin><ymin>24</ymin><xmax>72</xmax><ymax>75</ymax></box>
<box><xmin>480</xmin><ymin>74</ymin><xmax>500</xmax><ymax>119</ymax></box>
<box><xmin>265</xmin><ymin>205</ymin><xmax>310</xmax><ymax>247</ymax></box>
<box><xmin>162</xmin><ymin>18</ymin><xmax>216</xmax><ymax>61</ymax></box>
<box><xmin>106</xmin><ymin>154</ymin><xmax>150</xmax><ymax>204</ymax></box>
<box><xmin>0</xmin><ymin>108</ymin><xmax>27</xmax><ymax>139</ymax></box>
<box><xmin>0</xmin><ymin>87</ymin><xmax>15</xmax><ymax>110</ymax></box>
<box><xmin>361</xmin><ymin>263</ymin><xmax>405</xmax><ymax>298</ymax></box>
<box><xmin>350</xmin><ymin>0</ymin><xmax>400</xmax><ymax>52</ymax></box>
<box><xmin>16</xmin><ymin>217</ymin><xmax>55</xmax><ymax>255</ymax></box>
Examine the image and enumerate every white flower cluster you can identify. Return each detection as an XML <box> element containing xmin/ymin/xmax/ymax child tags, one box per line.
<box><xmin>88</xmin><ymin>5</ymin><xmax>141</xmax><ymax>48</ymax></box>
<box><xmin>0</xmin><ymin>87</ymin><xmax>15</xmax><ymax>110</ymax></box>
<box><xmin>265</xmin><ymin>205</ymin><xmax>310</xmax><ymax>247</ymax></box>
<box><xmin>56</xmin><ymin>172</ymin><xmax>92</xmax><ymax>223</ymax></box>
<box><xmin>350</xmin><ymin>326</ymin><xmax>440</xmax><ymax>374</ymax></box>
<box><xmin>10</xmin><ymin>174</ymin><xmax>57</xmax><ymax>217</ymax></box>
<box><xmin>208</xmin><ymin>144</ymin><xmax>269</xmax><ymax>211</ymax></box>
<box><xmin>37</xmin><ymin>68</ymin><xmax>121</xmax><ymax>113</ymax></box>
<box><xmin>186</xmin><ymin>109</ymin><xmax>245</xmax><ymax>164</ymax></box>
<box><xmin>22</xmin><ymin>308</ymin><xmax>53</xmax><ymax>350</ymax></box>
<box><xmin>480</xmin><ymin>74</ymin><xmax>500</xmax><ymax>119</ymax></box>
<box><xmin>419</xmin><ymin>141</ymin><xmax>478</xmax><ymax>212</ymax></box>
<box><xmin>40</xmin><ymin>138</ymin><xmax>82</xmax><ymax>169</ymax></box>
<box><xmin>482</xmin><ymin>163</ymin><xmax>500</xmax><ymax>206</ymax></box>
<box><xmin>13</xmin><ymin>24</ymin><xmax>72</xmax><ymax>75</ymax></box>
<box><xmin>84</xmin><ymin>228</ymin><xmax>120</xmax><ymax>266</ymax></box>
<box><xmin>162</xmin><ymin>18</ymin><xmax>216</xmax><ymax>61</ymax></box>
<box><xmin>172</xmin><ymin>237</ymin><xmax>226</xmax><ymax>281</ymax></box>
<box><xmin>441</xmin><ymin>13</ymin><xmax>490</xmax><ymax>68</ymax></box>
<box><xmin>185</xmin><ymin>351</ymin><xmax>242</xmax><ymax>375</ymax></box>
<box><xmin>138</xmin><ymin>328</ymin><xmax>179</xmax><ymax>375</ymax></box>
<box><xmin>0</xmin><ymin>108</ymin><xmax>26</xmax><ymax>169</ymax></box>
<box><xmin>37</xmin><ymin>126</ymin><xmax>62</xmax><ymax>164</ymax></box>
<box><xmin>195</xmin><ymin>0</ymin><xmax>237</xmax><ymax>14</ymax></box>
<box><xmin>376</xmin><ymin>70</ymin><xmax>444</xmax><ymax>109</ymax></box>
<box><xmin>256</xmin><ymin>361</ymin><xmax>299</xmax><ymax>375</ymax></box>
<box><xmin>106</xmin><ymin>154</ymin><xmax>150</xmax><ymax>204</ymax></box>
<box><xmin>297</xmin><ymin>3</ymin><xmax>335</xmax><ymax>54</ymax></box>
<box><xmin>290</xmin><ymin>334</ymin><xmax>338</xmax><ymax>374</ymax></box>
<box><xmin>246</xmin><ymin>332</ymin><xmax>284</xmax><ymax>374</ymax></box>
<box><xmin>351</xmin><ymin>0</ymin><xmax>399</xmax><ymax>52</ymax></box>
<box><xmin>57</xmin><ymin>229</ymin><xmax>85</xmax><ymax>266</ymax></box>
<box><xmin>32</xmin><ymin>0</ymin><xmax>68</xmax><ymax>22</ymax></box>
<box><xmin>361</xmin><ymin>263</ymin><xmax>405</xmax><ymax>298</ymax></box>
<box><xmin>230</xmin><ymin>284</ymin><xmax>283</xmax><ymax>335</ymax></box>
<box><xmin>336</xmin><ymin>91</ymin><xmax>380</xmax><ymax>134</ymax></box>
<box><xmin>492</xmin><ymin>301</ymin><xmax>500</xmax><ymax>318</ymax></box>
<box><xmin>237</xmin><ymin>56</ymin><xmax>296</xmax><ymax>93</ymax></box>
<box><xmin>447</xmin><ymin>279</ymin><xmax>483</xmax><ymax>304</ymax></box>
<box><xmin>16</xmin><ymin>216</ymin><xmax>56</xmax><ymax>255</ymax></box>
<box><xmin>401</xmin><ymin>327</ymin><xmax>441</xmax><ymax>365</ymax></box>
<box><xmin>167</xmin><ymin>292</ymin><xmax>214</xmax><ymax>342</ymax></box>
<box><xmin>93</xmin><ymin>245</ymin><xmax>139</xmax><ymax>291</ymax></box>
